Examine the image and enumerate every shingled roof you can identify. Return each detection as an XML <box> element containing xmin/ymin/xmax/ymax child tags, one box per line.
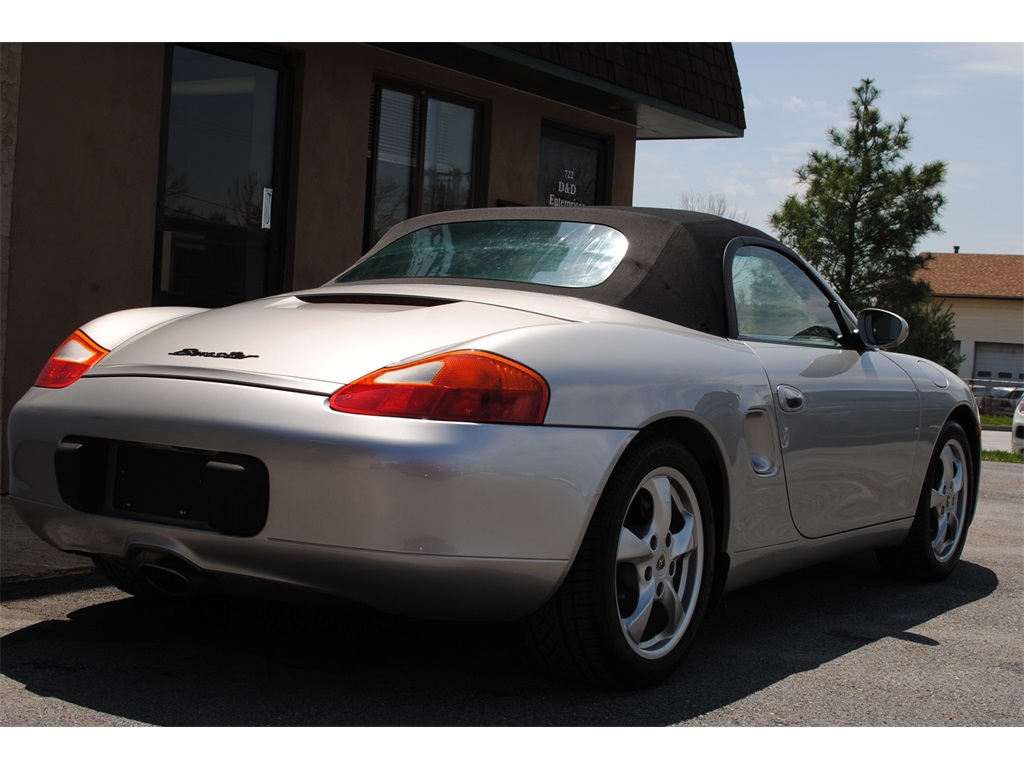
<box><xmin>920</xmin><ymin>253</ymin><xmax>1024</xmax><ymax>299</ymax></box>
<box><xmin>369</xmin><ymin>43</ymin><xmax>745</xmax><ymax>140</ymax></box>
<box><xmin>496</xmin><ymin>43</ymin><xmax>745</xmax><ymax>138</ymax></box>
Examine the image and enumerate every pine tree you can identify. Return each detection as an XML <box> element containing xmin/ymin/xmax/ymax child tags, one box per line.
<box><xmin>769</xmin><ymin>79</ymin><xmax>960</xmax><ymax>368</ymax></box>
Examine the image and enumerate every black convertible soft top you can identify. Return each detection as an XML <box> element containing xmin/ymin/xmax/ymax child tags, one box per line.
<box><xmin>336</xmin><ymin>207</ymin><xmax>779</xmax><ymax>337</ymax></box>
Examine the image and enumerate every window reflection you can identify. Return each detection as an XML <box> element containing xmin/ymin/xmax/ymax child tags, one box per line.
<box><xmin>538</xmin><ymin>124</ymin><xmax>608</xmax><ymax>207</ymax></box>
<box><xmin>369</xmin><ymin>85</ymin><xmax>478</xmax><ymax>246</ymax></box>
<box><xmin>422</xmin><ymin>99</ymin><xmax>475</xmax><ymax>214</ymax></box>
<box><xmin>732</xmin><ymin>246</ymin><xmax>841</xmax><ymax>346</ymax></box>
<box><xmin>157</xmin><ymin>46</ymin><xmax>281</xmax><ymax>308</ymax></box>
<box><xmin>164</xmin><ymin>48</ymin><xmax>277</xmax><ymax>228</ymax></box>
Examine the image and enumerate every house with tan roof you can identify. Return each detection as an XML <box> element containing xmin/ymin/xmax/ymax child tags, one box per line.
<box><xmin>919</xmin><ymin>251</ymin><xmax>1024</xmax><ymax>382</ymax></box>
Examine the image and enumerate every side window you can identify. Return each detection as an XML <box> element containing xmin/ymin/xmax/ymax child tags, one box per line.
<box><xmin>730</xmin><ymin>245</ymin><xmax>842</xmax><ymax>347</ymax></box>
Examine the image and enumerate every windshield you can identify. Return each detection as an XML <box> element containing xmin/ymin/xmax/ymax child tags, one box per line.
<box><xmin>336</xmin><ymin>220</ymin><xmax>629</xmax><ymax>289</ymax></box>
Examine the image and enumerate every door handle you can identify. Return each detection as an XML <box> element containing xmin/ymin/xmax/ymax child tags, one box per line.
<box><xmin>261</xmin><ymin>188</ymin><xmax>273</xmax><ymax>230</ymax></box>
<box><xmin>778</xmin><ymin>385</ymin><xmax>805</xmax><ymax>412</ymax></box>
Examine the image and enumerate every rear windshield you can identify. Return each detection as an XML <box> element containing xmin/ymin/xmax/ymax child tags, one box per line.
<box><xmin>336</xmin><ymin>220</ymin><xmax>629</xmax><ymax>289</ymax></box>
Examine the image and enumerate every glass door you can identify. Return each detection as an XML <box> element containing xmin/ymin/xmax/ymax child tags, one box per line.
<box><xmin>155</xmin><ymin>45</ymin><xmax>291</xmax><ymax>307</ymax></box>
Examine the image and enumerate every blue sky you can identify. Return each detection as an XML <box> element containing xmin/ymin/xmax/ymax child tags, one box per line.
<box><xmin>634</xmin><ymin>42</ymin><xmax>1024</xmax><ymax>256</ymax></box>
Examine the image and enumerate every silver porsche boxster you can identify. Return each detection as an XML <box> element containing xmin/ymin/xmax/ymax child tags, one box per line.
<box><xmin>7</xmin><ymin>207</ymin><xmax>980</xmax><ymax>687</ymax></box>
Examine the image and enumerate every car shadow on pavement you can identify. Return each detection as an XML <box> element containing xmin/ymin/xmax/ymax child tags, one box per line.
<box><xmin>0</xmin><ymin>553</ymin><xmax>999</xmax><ymax>726</ymax></box>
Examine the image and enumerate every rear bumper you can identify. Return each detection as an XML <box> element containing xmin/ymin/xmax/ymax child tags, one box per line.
<box><xmin>8</xmin><ymin>378</ymin><xmax>634</xmax><ymax>619</ymax></box>
<box><xmin>10</xmin><ymin>496</ymin><xmax>574</xmax><ymax>619</ymax></box>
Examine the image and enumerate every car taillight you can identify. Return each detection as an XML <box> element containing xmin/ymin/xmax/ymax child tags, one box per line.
<box><xmin>329</xmin><ymin>351</ymin><xmax>549</xmax><ymax>424</ymax></box>
<box><xmin>34</xmin><ymin>330</ymin><xmax>110</xmax><ymax>388</ymax></box>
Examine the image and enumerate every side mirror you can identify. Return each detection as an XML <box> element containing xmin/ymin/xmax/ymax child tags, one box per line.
<box><xmin>857</xmin><ymin>308</ymin><xmax>909</xmax><ymax>350</ymax></box>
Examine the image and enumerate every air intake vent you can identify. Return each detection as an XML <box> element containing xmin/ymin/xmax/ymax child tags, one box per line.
<box><xmin>296</xmin><ymin>294</ymin><xmax>454</xmax><ymax>308</ymax></box>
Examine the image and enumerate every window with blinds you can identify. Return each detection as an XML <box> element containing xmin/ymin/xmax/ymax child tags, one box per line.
<box><xmin>367</xmin><ymin>84</ymin><xmax>481</xmax><ymax>247</ymax></box>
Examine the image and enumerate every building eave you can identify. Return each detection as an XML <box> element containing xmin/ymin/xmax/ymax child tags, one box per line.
<box><xmin>368</xmin><ymin>42</ymin><xmax>745</xmax><ymax>140</ymax></box>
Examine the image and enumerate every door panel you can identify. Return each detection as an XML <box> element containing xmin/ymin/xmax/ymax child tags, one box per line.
<box><xmin>728</xmin><ymin>242</ymin><xmax>922</xmax><ymax>538</ymax></box>
<box><xmin>747</xmin><ymin>343</ymin><xmax>920</xmax><ymax>538</ymax></box>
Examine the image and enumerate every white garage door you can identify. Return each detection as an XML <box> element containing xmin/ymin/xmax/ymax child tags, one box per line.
<box><xmin>975</xmin><ymin>342</ymin><xmax>1024</xmax><ymax>382</ymax></box>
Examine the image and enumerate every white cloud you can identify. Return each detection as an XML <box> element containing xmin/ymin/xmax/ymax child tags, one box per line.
<box><xmin>780</xmin><ymin>96</ymin><xmax>809</xmax><ymax>112</ymax></box>
<box><xmin>720</xmin><ymin>179</ymin><xmax>757</xmax><ymax>197</ymax></box>
<box><xmin>768</xmin><ymin>175</ymin><xmax>802</xmax><ymax>196</ymax></box>
<box><xmin>926</xmin><ymin>43</ymin><xmax>1024</xmax><ymax>79</ymax></box>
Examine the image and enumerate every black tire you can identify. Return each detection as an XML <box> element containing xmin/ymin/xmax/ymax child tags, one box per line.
<box><xmin>877</xmin><ymin>422</ymin><xmax>974</xmax><ymax>581</ymax></box>
<box><xmin>525</xmin><ymin>436</ymin><xmax>715</xmax><ymax>688</ymax></box>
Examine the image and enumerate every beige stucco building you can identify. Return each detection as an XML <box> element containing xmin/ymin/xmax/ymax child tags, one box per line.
<box><xmin>920</xmin><ymin>252</ymin><xmax>1024</xmax><ymax>382</ymax></box>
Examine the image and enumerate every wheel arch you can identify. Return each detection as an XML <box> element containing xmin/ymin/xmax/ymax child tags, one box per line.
<box><xmin>945</xmin><ymin>404</ymin><xmax>982</xmax><ymax>525</ymax></box>
<box><xmin>636</xmin><ymin>416</ymin><xmax>732</xmax><ymax>605</ymax></box>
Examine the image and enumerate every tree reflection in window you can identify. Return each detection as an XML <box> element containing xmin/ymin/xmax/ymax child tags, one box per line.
<box><xmin>369</xmin><ymin>86</ymin><xmax>478</xmax><ymax>246</ymax></box>
<box><xmin>732</xmin><ymin>246</ymin><xmax>841</xmax><ymax>345</ymax></box>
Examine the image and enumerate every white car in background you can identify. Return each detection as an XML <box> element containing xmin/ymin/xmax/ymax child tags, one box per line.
<box><xmin>1012</xmin><ymin>396</ymin><xmax>1024</xmax><ymax>455</ymax></box>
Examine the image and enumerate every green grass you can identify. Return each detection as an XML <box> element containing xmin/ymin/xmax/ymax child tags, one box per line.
<box><xmin>980</xmin><ymin>413</ymin><xmax>1013</xmax><ymax>427</ymax></box>
<box><xmin>982</xmin><ymin>449</ymin><xmax>1024</xmax><ymax>464</ymax></box>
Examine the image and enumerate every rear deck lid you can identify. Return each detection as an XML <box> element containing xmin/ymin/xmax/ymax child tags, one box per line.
<box><xmin>91</xmin><ymin>291</ymin><xmax>568</xmax><ymax>393</ymax></box>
